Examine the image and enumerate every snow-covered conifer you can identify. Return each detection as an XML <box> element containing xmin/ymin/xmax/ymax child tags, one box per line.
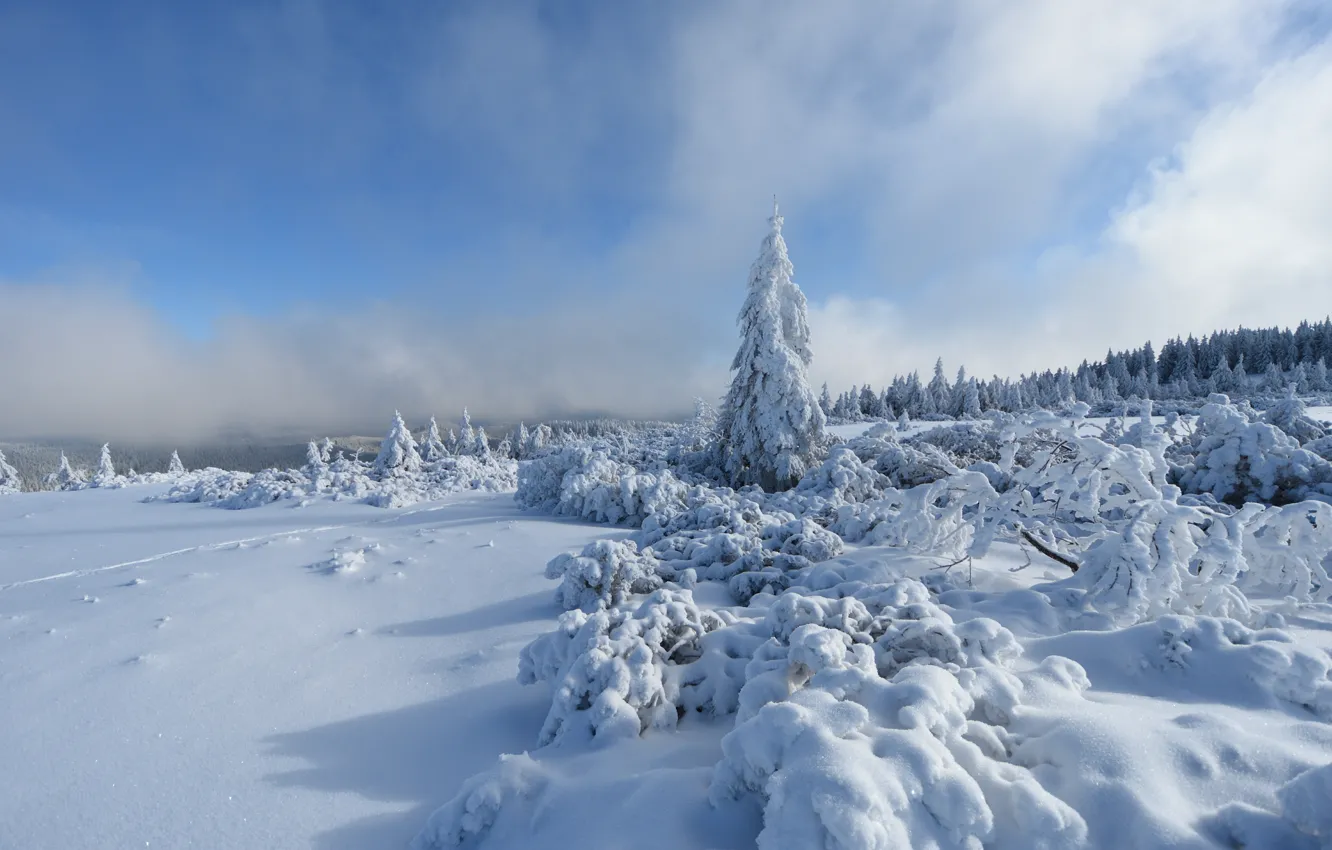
<box><xmin>46</xmin><ymin>452</ymin><xmax>85</xmax><ymax>491</ymax></box>
<box><xmin>716</xmin><ymin>202</ymin><xmax>826</xmax><ymax>490</ymax></box>
<box><xmin>962</xmin><ymin>380</ymin><xmax>982</xmax><ymax>419</ymax></box>
<box><xmin>305</xmin><ymin>440</ymin><xmax>327</xmax><ymax>487</ymax></box>
<box><xmin>168</xmin><ymin>450</ymin><xmax>186</xmax><ymax>476</ymax></box>
<box><xmin>897</xmin><ymin>408</ymin><xmax>911</xmax><ymax>432</ymax></box>
<box><xmin>527</xmin><ymin>424</ymin><xmax>552</xmax><ymax>457</ymax></box>
<box><xmin>1264</xmin><ymin>362</ymin><xmax>1286</xmax><ymax>393</ymax></box>
<box><xmin>1313</xmin><ymin>357</ymin><xmax>1330</xmax><ymax>392</ymax></box>
<box><xmin>374</xmin><ymin>410</ymin><xmax>423</xmax><ymax>477</ymax></box>
<box><xmin>93</xmin><ymin>443</ymin><xmax>117</xmax><ymax>486</ymax></box>
<box><xmin>516</xmin><ymin>422</ymin><xmax>531</xmax><ymax>459</ymax></box>
<box><xmin>422</xmin><ymin>416</ymin><xmax>448</xmax><ymax>462</ymax></box>
<box><xmin>473</xmin><ymin>427</ymin><xmax>492</xmax><ymax>461</ymax></box>
<box><xmin>818</xmin><ymin>383</ymin><xmax>833</xmax><ymax>416</ymax></box>
<box><xmin>319</xmin><ymin>437</ymin><xmax>334</xmax><ymax>464</ymax></box>
<box><xmin>458</xmin><ymin>409</ymin><xmax>476</xmax><ymax>455</ymax></box>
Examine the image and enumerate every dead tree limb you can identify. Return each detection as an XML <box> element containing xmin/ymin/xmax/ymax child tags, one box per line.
<box><xmin>1020</xmin><ymin>530</ymin><xmax>1080</xmax><ymax>573</ymax></box>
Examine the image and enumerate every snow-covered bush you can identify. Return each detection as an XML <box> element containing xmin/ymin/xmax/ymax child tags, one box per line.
<box><xmin>516</xmin><ymin>445</ymin><xmax>690</xmax><ymax>525</ymax></box>
<box><xmin>518</xmin><ymin>588</ymin><xmax>731</xmax><ymax>746</ymax></box>
<box><xmin>545</xmin><ymin>539</ymin><xmax>670</xmax><ymax>613</ymax></box>
<box><xmin>1173</xmin><ymin>397</ymin><xmax>1332</xmax><ymax>505</ymax></box>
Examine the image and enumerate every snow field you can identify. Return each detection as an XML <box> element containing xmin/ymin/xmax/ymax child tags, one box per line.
<box><xmin>0</xmin><ymin>484</ymin><xmax>610</xmax><ymax>849</ymax></box>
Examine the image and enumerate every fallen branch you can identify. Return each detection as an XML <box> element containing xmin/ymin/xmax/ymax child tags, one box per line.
<box><xmin>1020</xmin><ymin>529</ymin><xmax>1080</xmax><ymax>573</ymax></box>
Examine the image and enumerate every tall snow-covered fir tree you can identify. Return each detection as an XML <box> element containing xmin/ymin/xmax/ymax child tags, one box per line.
<box><xmin>167</xmin><ymin>450</ymin><xmax>186</xmax><ymax>476</ymax></box>
<box><xmin>374</xmin><ymin>411</ymin><xmax>423</xmax><ymax>477</ymax></box>
<box><xmin>716</xmin><ymin>201</ymin><xmax>826</xmax><ymax>491</ymax></box>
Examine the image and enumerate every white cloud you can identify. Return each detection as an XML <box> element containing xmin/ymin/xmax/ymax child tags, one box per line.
<box><xmin>5</xmin><ymin>2</ymin><xmax>1332</xmax><ymax>438</ymax></box>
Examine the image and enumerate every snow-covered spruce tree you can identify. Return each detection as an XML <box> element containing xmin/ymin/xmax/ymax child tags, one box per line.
<box><xmin>473</xmin><ymin>426</ymin><xmax>492</xmax><ymax>461</ymax></box>
<box><xmin>305</xmin><ymin>440</ymin><xmax>327</xmax><ymax>487</ymax></box>
<box><xmin>458</xmin><ymin>408</ymin><xmax>476</xmax><ymax>456</ymax></box>
<box><xmin>93</xmin><ymin>443</ymin><xmax>117</xmax><ymax>487</ymax></box>
<box><xmin>516</xmin><ymin>422</ymin><xmax>530</xmax><ymax>459</ymax></box>
<box><xmin>46</xmin><ymin>452</ymin><xmax>85</xmax><ymax>491</ymax></box>
<box><xmin>422</xmin><ymin>416</ymin><xmax>448</xmax><ymax>462</ymax></box>
<box><xmin>374</xmin><ymin>410</ymin><xmax>423</xmax><ymax>477</ymax></box>
<box><xmin>167</xmin><ymin>450</ymin><xmax>186</xmax><ymax>476</ymax></box>
<box><xmin>716</xmin><ymin>202</ymin><xmax>826</xmax><ymax>491</ymax></box>
<box><xmin>0</xmin><ymin>448</ymin><xmax>20</xmax><ymax>494</ymax></box>
<box><xmin>319</xmin><ymin>437</ymin><xmax>334</xmax><ymax>464</ymax></box>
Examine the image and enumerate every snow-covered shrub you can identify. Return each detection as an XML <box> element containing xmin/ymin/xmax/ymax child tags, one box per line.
<box><xmin>1263</xmin><ymin>387</ymin><xmax>1327</xmax><ymax>444</ymax></box>
<box><xmin>412</xmin><ymin>753</ymin><xmax>548</xmax><ymax>850</ymax></box>
<box><xmin>793</xmin><ymin>446</ymin><xmax>885</xmax><ymax>505</ymax></box>
<box><xmin>518</xmin><ymin>589</ymin><xmax>730</xmax><ymax>745</ymax></box>
<box><xmin>709</xmin><ymin>598</ymin><xmax>1087</xmax><ymax>850</ymax></box>
<box><xmin>545</xmin><ymin>539</ymin><xmax>669</xmax><ymax>613</ymax></box>
<box><xmin>1173</xmin><ymin>397</ymin><xmax>1332</xmax><ymax>505</ymax></box>
<box><xmin>516</xmin><ymin>445</ymin><xmax>690</xmax><ymax>525</ymax></box>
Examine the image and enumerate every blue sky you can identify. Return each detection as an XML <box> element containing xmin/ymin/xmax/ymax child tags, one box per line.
<box><xmin>3</xmin><ymin>1</ymin><xmax>1332</xmax><ymax>438</ymax></box>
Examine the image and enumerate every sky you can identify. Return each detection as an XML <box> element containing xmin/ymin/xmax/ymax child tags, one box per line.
<box><xmin>2</xmin><ymin>0</ymin><xmax>1332</xmax><ymax>440</ymax></box>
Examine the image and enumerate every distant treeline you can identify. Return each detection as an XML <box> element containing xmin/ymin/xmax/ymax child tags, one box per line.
<box><xmin>825</xmin><ymin>320</ymin><xmax>1332</xmax><ymax>420</ymax></box>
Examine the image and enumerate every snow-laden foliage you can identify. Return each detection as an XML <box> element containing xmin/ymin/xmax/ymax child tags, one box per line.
<box><xmin>167</xmin><ymin>450</ymin><xmax>186</xmax><ymax>476</ymax></box>
<box><xmin>716</xmin><ymin>204</ymin><xmax>826</xmax><ymax>491</ymax></box>
<box><xmin>151</xmin><ymin>450</ymin><xmax>516</xmax><ymax>510</ymax></box>
<box><xmin>374</xmin><ymin>410</ymin><xmax>423</xmax><ymax>477</ymax></box>
<box><xmin>45</xmin><ymin>452</ymin><xmax>86</xmax><ymax>491</ymax></box>
<box><xmin>91</xmin><ymin>443</ymin><xmax>120</xmax><ymax>488</ymax></box>
<box><xmin>421</xmin><ymin>416</ymin><xmax>447</xmax><ymax>463</ymax></box>
<box><xmin>418</xmin><ymin>395</ymin><xmax>1332</xmax><ymax>848</ymax></box>
<box><xmin>1173</xmin><ymin>396</ymin><xmax>1332</xmax><ymax>505</ymax></box>
<box><xmin>544</xmin><ymin>539</ymin><xmax>671</xmax><ymax>613</ymax></box>
<box><xmin>0</xmin><ymin>448</ymin><xmax>21</xmax><ymax>494</ymax></box>
<box><xmin>516</xmin><ymin>445</ymin><xmax>691</xmax><ymax>525</ymax></box>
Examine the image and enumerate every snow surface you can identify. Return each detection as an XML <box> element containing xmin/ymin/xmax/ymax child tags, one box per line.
<box><xmin>0</xmin><ymin>483</ymin><xmax>611</xmax><ymax>849</ymax></box>
<box><xmin>5</xmin><ymin>457</ymin><xmax>1332</xmax><ymax>849</ymax></box>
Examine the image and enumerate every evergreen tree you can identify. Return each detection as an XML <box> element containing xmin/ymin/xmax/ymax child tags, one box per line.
<box><xmin>716</xmin><ymin>202</ymin><xmax>826</xmax><ymax>490</ymax></box>
<box><xmin>1264</xmin><ymin>362</ymin><xmax>1285</xmax><ymax>393</ymax></box>
<box><xmin>1314</xmin><ymin>358</ymin><xmax>1330</xmax><ymax>392</ymax></box>
<box><xmin>962</xmin><ymin>380</ymin><xmax>982</xmax><ymax>419</ymax></box>
<box><xmin>94</xmin><ymin>444</ymin><xmax>117</xmax><ymax>486</ymax></box>
<box><xmin>305</xmin><ymin>440</ymin><xmax>327</xmax><ymax>486</ymax></box>
<box><xmin>473</xmin><ymin>427</ymin><xmax>492</xmax><ymax>461</ymax></box>
<box><xmin>319</xmin><ymin>437</ymin><xmax>334</xmax><ymax>464</ymax></box>
<box><xmin>422</xmin><ymin>416</ymin><xmax>448</xmax><ymax>462</ymax></box>
<box><xmin>168</xmin><ymin>450</ymin><xmax>186</xmax><ymax>476</ymax></box>
<box><xmin>819</xmin><ymin>383</ymin><xmax>833</xmax><ymax>417</ymax></box>
<box><xmin>374</xmin><ymin>411</ymin><xmax>423</xmax><ymax>477</ymax></box>
<box><xmin>459</xmin><ymin>409</ymin><xmax>475</xmax><ymax>455</ymax></box>
<box><xmin>46</xmin><ymin>452</ymin><xmax>85</xmax><ymax>491</ymax></box>
<box><xmin>516</xmin><ymin>422</ymin><xmax>531</xmax><ymax>459</ymax></box>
